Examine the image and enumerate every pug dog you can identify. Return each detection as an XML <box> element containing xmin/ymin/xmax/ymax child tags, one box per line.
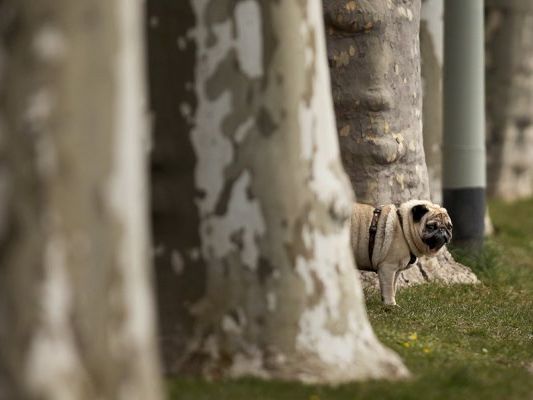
<box><xmin>351</xmin><ymin>200</ymin><xmax>453</xmax><ymax>306</ymax></box>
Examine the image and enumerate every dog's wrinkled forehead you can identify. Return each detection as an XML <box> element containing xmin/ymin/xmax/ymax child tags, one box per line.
<box><xmin>426</xmin><ymin>208</ymin><xmax>452</xmax><ymax>225</ymax></box>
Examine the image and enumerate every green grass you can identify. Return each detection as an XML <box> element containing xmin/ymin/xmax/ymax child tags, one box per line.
<box><xmin>169</xmin><ymin>199</ymin><xmax>533</xmax><ymax>400</ymax></box>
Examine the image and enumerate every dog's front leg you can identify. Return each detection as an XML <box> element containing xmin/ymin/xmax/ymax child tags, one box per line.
<box><xmin>393</xmin><ymin>270</ymin><xmax>401</xmax><ymax>300</ymax></box>
<box><xmin>378</xmin><ymin>263</ymin><xmax>398</xmax><ymax>306</ymax></box>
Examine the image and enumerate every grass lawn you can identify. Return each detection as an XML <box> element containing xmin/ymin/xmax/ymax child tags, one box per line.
<box><xmin>169</xmin><ymin>199</ymin><xmax>533</xmax><ymax>400</ymax></box>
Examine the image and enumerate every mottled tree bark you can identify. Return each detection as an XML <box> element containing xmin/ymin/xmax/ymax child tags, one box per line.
<box><xmin>324</xmin><ymin>0</ymin><xmax>428</xmax><ymax>204</ymax></box>
<box><xmin>324</xmin><ymin>0</ymin><xmax>477</xmax><ymax>288</ymax></box>
<box><xmin>0</xmin><ymin>1</ymin><xmax>163</xmax><ymax>399</ymax></box>
<box><xmin>148</xmin><ymin>0</ymin><xmax>408</xmax><ymax>383</ymax></box>
<box><xmin>486</xmin><ymin>0</ymin><xmax>533</xmax><ymax>200</ymax></box>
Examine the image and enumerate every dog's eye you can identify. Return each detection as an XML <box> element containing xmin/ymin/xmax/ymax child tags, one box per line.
<box><xmin>426</xmin><ymin>223</ymin><xmax>436</xmax><ymax>230</ymax></box>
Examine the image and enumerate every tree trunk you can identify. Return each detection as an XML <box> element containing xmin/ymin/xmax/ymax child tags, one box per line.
<box><xmin>0</xmin><ymin>1</ymin><xmax>163</xmax><ymax>399</ymax></box>
<box><xmin>421</xmin><ymin>0</ymin><xmax>494</xmax><ymax>237</ymax></box>
<box><xmin>148</xmin><ymin>0</ymin><xmax>408</xmax><ymax>383</ymax></box>
<box><xmin>324</xmin><ymin>0</ymin><xmax>477</xmax><ymax>289</ymax></box>
<box><xmin>485</xmin><ymin>0</ymin><xmax>533</xmax><ymax>200</ymax></box>
<box><xmin>420</xmin><ymin>0</ymin><xmax>444</xmax><ymax>205</ymax></box>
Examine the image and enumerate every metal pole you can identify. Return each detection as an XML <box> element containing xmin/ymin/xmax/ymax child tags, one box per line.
<box><xmin>443</xmin><ymin>0</ymin><xmax>486</xmax><ymax>250</ymax></box>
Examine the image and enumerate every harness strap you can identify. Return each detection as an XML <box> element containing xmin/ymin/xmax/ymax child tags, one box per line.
<box><xmin>368</xmin><ymin>207</ymin><xmax>382</xmax><ymax>268</ymax></box>
<box><xmin>368</xmin><ymin>206</ymin><xmax>418</xmax><ymax>268</ymax></box>
<box><xmin>396</xmin><ymin>209</ymin><xmax>417</xmax><ymax>265</ymax></box>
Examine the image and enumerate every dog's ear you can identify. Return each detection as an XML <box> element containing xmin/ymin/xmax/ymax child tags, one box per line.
<box><xmin>412</xmin><ymin>204</ymin><xmax>429</xmax><ymax>222</ymax></box>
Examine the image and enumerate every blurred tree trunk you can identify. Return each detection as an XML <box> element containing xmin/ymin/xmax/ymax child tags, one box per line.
<box><xmin>420</xmin><ymin>0</ymin><xmax>444</xmax><ymax>205</ymax></box>
<box><xmin>324</xmin><ymin>0</ymin><xmax>477</xmax><ymax>288</ymax></box>
<box><xmin>0</xmin><ymin>1</ymin><xmax>162</xmax><ymax>399</ymax></box>
<box><xmin>486</xmin><ymin>0</ymin><xmax>533</xmax><ymax>200</ymax></box>
<box><xmin>421</xmin><ymin>0</ymin><xmax>494</xmax><ymax>236</ymax></box>
<box><xmin>147</xmin><ymin>0</ymin><xmax>408</xmax><ymax>383</ymax></box>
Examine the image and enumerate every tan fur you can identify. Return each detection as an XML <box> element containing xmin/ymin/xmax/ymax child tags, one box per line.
<box><xmin>351</xmin><ymin>200</ymin><xmax>452</xmax><ymax>306</ymax></box>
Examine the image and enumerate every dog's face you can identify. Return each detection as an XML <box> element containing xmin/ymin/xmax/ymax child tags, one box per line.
<box><xmin>412</xmin><ymin>203</ymin><xmax>453</xmax><ymax>253</ymax></box>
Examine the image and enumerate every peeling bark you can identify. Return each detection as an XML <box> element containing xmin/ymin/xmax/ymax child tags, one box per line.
<box><xmin>0</xmin><ymin>1</ymin><xmax>163</xmax><ymax>399</ymax></box>
<box><xmin>485</xmin><ymin>0</ymin><xmax>533</xmax><ymax>200</ymax></box>
<box><xmin>148</xmin><ymin>0</ymin><xmax>408</xmax><ymax>383</ymax></box>
<box><xmin>324</xmin><ymin>0</ymin><xmax>477</xmax><ymax>289</ymax></box>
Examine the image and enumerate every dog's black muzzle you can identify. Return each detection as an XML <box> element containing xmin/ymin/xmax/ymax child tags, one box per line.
<box><xmin>424</xmin><ymin>229</ymin><xmax>451</xmax><ymax>250</ymax></box>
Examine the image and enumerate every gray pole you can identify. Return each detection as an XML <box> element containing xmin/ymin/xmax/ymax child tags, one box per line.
<box><xmin>443</xmin><ymin>0</ymin><xmax>486</xmax><ymax>250</ymax></box>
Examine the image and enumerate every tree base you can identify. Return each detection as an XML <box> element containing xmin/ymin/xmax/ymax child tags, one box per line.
<box><xmin>359</xmin><ymin>248</ymin><xmax>479</xmax><ymax>291</ymax></box>
<box><xmin>175</xmin><ymin>338</ymin><xmax>410</xmax><ymax>384</ymax></box>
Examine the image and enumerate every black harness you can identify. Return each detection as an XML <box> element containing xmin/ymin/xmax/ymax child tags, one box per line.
<box><xmin>368</xmin><ymin>206</ymin><xmax>417</xmax><ymax>268</ymax></box>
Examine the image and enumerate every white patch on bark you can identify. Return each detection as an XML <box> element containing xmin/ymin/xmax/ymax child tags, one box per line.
<box><xmin>189</xmin><ymin>247</ymin><xmax>201</xmax><ymax>261</ymax></box>
<box><xmin>26</xmin><ymin>89</ymin><xmax>53</xmax><ymax>128</ymax></box>
<box><xmin>26</xmin><ymin>89</ymin><xmax>57</xmax><ymax>177</ymax></box>
<box><xmin>191</xmin><ymin>92</ymin><xmax>234</xmax><ymax>212</ymax></box>
<box><xmin>298</xmin><ymin>1</ymin><xmax>352</xmax><ymax>212</ymax></box>
<box><xmin>229</xmin><ymin>348</ymin><xmax>269</xmax><ymax>379</ymax></box>
<box><xmin>397</xmin><ymin>6</ymin><xmax>413</xmax><ymax>21</ymax></box>
<box><xmin>234</xmin><ymin>117</ymin><xmax>255</xmax><ymax>143</ymax></box>
<box><xmin>171</xmin><ymin>250</ymin><xmax>185</xmax><ymax>275</ymax></box>
<box><xmin>396</xmin><ymin>173</ymin><xmax>405</xmax><ymax>190</ymax></box>
<box><xmin>222</xmin><ymin>314</ymin><xmax>243</xmax><ymax>334</ymax></box>
<box><xmin>35</xmin><ymin>133</ymin><xmax>57</xmax><ymax>177</ymax></box>
<box><xmin>200</xmin><ymin>171</ymin><xmax>265</xmax><ymax>270</ymax></box>
<box><xmin>202</xmin><ymin>334</ymin><xmax>220</xmax><ymax>359</ymax></box>
<box><xmin>26</xmin><ymin>235</ymin><xmax>86</xmax><ymax>400</ymax></box>
<box><xmin>295</xmin><ymin>226</ymin><xmax>394</xmax><ymax>371</ymax></box>
<box><xmin>108</xmin><ymin>1</ymin><xmax>160</xmax><ymax>390</ymax></box>
<box><xmin>190</xmin><ymin>0</ymin><xmax>263</xmax><ymax>80</ymax></box>
<box><xmin>179</xmin><ymin>102</ymin><xmax>192</xmax><ymax>120</ymax></box>
<box><xmin>296</xmin><ymin>228</ymin><xmax>344</xmax><ymax>318</ymax></box>
<box><xmin>177</xmin><ymin>36</ymin><xmax>187</xmax><ymax>50</ymax></box>
<box><xmin>296</xmin><ymin>261</ymin><xmax>315</xmax><ymax>295</ymax></box>
<box><xmin>266</xmin><ymin>292</ymin><xmax>277</xmax><ymax>311</ymax></box>
<box><xmin>235</xmin><ymin>0</ymin><xmax>263</xmax><ymax>78</ymax></box>
<box><xmin>299</xmin><ymin>306</ymin><xmax>365</xmax><ymax>365</ymax></box>
<box><xmin>33</xmin><ymin>25</ymin><xmax>67</xmax><ymax>62</ymax></box>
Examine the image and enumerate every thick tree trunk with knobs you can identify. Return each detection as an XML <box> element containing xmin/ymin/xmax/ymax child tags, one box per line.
<box><xmin>323</xmin><ymin>0</ymin><xmax>477</xmax><ymax>290</ymax></box>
